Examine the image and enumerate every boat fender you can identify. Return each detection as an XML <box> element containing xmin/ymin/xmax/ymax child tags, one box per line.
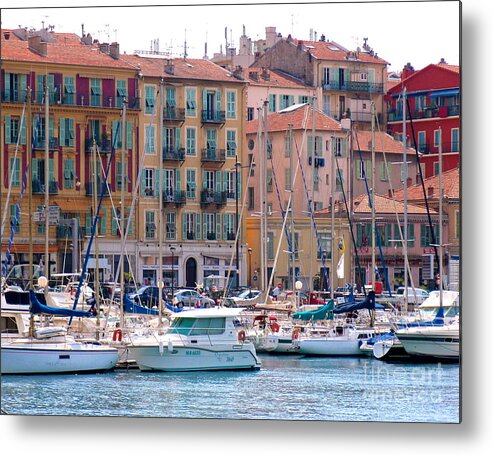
<box><xmin>270</xmin><ymin>321</ymin><xmax>280</xmax><ymax>333</ymax></box>
<box><xmin>238</xmin><ymin>330</ymin><xmax>246</xmax><ymax>343</ymax></box>
<box><xmin>159</xmin><ymin>340</ymin><xmax>164</xmax><ymax>356</ymax></box>
<box><xmin>112</xmin><ymin>329</ymin><xmax>123</xmax><ymax>342</ymax></box>
<box><xmin>167</xmin><ymin>340</ymin><xmax>174</xmax><ymax>353</ymax></box>
<box><xmin>292</xmin><ymin>327</ymin><xmax>301</xmax><ymax>340</ymax></box>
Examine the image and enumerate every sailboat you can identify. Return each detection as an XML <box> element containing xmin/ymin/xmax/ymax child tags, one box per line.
<box><xmin>395</xmin><ymin>126</ymin><xmax>460</xmax><ymax>361</ymax></box>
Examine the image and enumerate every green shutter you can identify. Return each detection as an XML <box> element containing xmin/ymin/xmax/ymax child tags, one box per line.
<box><xmin>196</xmin><ymin>213</ymin><xmax>201</xmax><ymax>240</ymax></box>
<box><xmin>155</xmin><ymin>169</ymin><xmax>161</xmax><ymax>197</ymax></box>
<box><xmin>4</xmin><ymin>73</ymin><xmax>11</xmax><ymax>96</ymax></box>
<box><xmin>215</xmin><ymin>171</ymin><xmax>222</xmax><ymax>193</ymax></box>
<box><xmin>20</xmin><ymin>74</ymin><xmax>27</xmax><ymax>100</ymax></box>
<box><xmin>176</xmin><ymin>127</ymin><xmax>181</xmax><ymax>150</ymax></box>
<box><xmin>20</xmin><ymin>118</ymin><xmax>26</xmax><ymax>145</ymax></box>
<box><xmin>420</xmin><ymin>224</ymin><xmax>426</xmax><ymax>247</ymax></box>
<box><xmin>202</xmin><ymin>90</ymin><xmax>208</xmax><ymax>111</ymax></box>
<box><xmin>37</xmin><ymin>75</ymin><xmax>44</xmax><ymax>103</ymax></box>
<box><xmin>112</xmin><ymin>208</ymin><xmax>118</xmax><ymax>235</ymax></box>
<box><xmin>100</xmin><ymin>208</ymin><xmax>107</xmax><ymax>235</ymax></box>
<box><xmin>49</xmin><ymin>158</ymin><xmax>55</xmax><ymax>182</ymax></box>
<box><xmin>216</xmin><ymin>213</ymin><xmax>221</xmax><ymax>240</ymax></box>
<box><xmin>32</xmin><ymin>158</ymin><xmax>39</xmax><ymax>181</ymax></box>
<box><xmin>60</xmin><ymin>118</ymin><xmax>66</xmax><ymax>146</ymax></box>
<box><xmin>182</xmin><ymin>213</ymin><xmax>187</xmax><ymax>240</ymax></box>
<box><xmin>175</xmin><ymin>169</ymin><xmax>181</xmax><ymax>191</ymax></box>
<box><xmin>289</xmin><ymin>95</ymin><xmax>294</xmax><ymax>106</ymax></box>
<box><xmin>126</xmin><ymin>121</ymin><xmax>132</xmax><ymax>149</ymax></box>
<box><xmin>49</xmin><ymin>117</ymin><xmax>54</xmax><ymax>140</ymax></box>
<box><xmin>216</xmin><ymin>89</ymin><xmax>222</xmax><ymax>112</ymax></box>
<box><xmin>5</xmin><ymin>115</ymin><xmax>11</xmax><ymax>144</ymax></box>
<box><xmin>409</xmin><ymin>223</ymin><xmax>415</xmax><ymax>247</ymax></box>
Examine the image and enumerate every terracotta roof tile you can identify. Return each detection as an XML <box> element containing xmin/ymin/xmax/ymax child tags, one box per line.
<box><xmin>122</xmin><ymin>54</ymin><xmax>245</xmax><ymax>83</ymax></box>
<box><xmin>243</xmin><ymin>68</ymin><xmax>309</xmax><ymax>88</ymax></box>
<box><xmin>353</xmin><ymin>130</ymin><xmax>415</xmax><ymax>155</ymax></box>
<box><xmin>352</xmin><ymin>193</ymin><xmax>437</xmax><ymax>215</ymax></box>
<box><xmin>1</xmin><ymin>28</ymin><xmax>136</xmax><ymax>70</ymax></box>
<box><xmin>291</xmin><ymin>39</ymin><xmax>389</xmax><ymax>65</ymax></box>
<box><xmin>394</xmin><ymin>167</ymin><xmax>460</xmax><ymax>201</ymax></box>
<box><xmin>246</xmin><ymin>104</ymin><xmax>341</xmax><ymax>134</ymax></box>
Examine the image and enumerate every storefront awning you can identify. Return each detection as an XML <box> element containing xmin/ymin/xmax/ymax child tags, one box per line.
<box><xmin>429</xmin><ymin>88</ymin><xmax>459</xmax><ymax>97</ymax></box>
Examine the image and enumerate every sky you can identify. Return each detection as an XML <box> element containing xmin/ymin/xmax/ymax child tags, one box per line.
<box><xmin>1</xmin><ymin>0</ymin><xmax>461</xmax><ymax>73</ymax></box>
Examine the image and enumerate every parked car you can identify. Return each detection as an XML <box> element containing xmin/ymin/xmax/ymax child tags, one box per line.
<box><xmin>129</xmin><ymin>286</ymin><xmax>167</xmax><ymax>308</ymax></box>
<box><xmin>173</xmin><ymin>289</ymin><xmax>215</xmax><ymax>309</ymax></box>
<box><xmin>395</xmin><ymin>287</ymin><xmax>429</xmax><ymax>305</ymax></box>
<box><xmin>224</xmin><ymin>289</ymin><xmax>262</xmax><ymax>307</ymax></box>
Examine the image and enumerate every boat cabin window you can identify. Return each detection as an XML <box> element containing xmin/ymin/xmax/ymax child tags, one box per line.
<box><xmin>1</xmin><ymin>316</ymin><xmax>20</xmax><ymax>334</ymax></box>
<box><xmin>169</xmin><ymin>317</ymin><xmax>226</xmax><ymax>336</ymax></box>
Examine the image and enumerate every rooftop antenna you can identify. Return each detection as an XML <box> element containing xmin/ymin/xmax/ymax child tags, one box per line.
<box><xmin>203</xmin><ymin>31</ymin><xmax>209</xmax><ymax>59</ymax></box>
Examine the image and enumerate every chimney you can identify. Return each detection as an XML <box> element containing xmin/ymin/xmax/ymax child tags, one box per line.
<box><xmin>3</xmin><ymin>31</ymin><xmax>10</xmax><ymax>40</ymax></box>
<box><xmin>439</xmin><ymin>57</ymin><xmax>447</xmax><ymax>64</ymax></box>
<box><xmin>28</xmin><ymin>35</ymin><xmax>48</xmax><ymax>57</ymax></box>
<box><xmin>261</xmin><ymin>67</ymin><xmax>270</xmax><ymax>81</ymax></box>
<box><xmin>109</xmin><ymin>42</ymin><xmax>119</xmax><ymax>59</ymax></box>
<box><xmin>232</xmin><ymin>66</ymin><xmax>244</xmax><ymax>80</ymax></box>
<box><xmin>249</xmin><ymin>71</ymin><xmax>259</xmax><ymax>81</ymax></box>
<box><xmin>165</xmin><ymin>58</ymin><xmax>174</xmax><ymax>75</ymax></box>
<box><xmin>99</xmin><ymin>42</ymin><xmax>110</xmax><ymax>53</ymax></box>
<box><xmin>401</xmin><ymin>62</ymin><xmax>415</xmax><ymax>80</ymax></box>
<box><xmin>427</xmin><ymin>186</ymin><xmax>434</xmax><ymax>197</ymax></box>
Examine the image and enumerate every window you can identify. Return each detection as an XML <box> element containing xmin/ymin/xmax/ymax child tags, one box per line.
<box><xmin>204</xmin><ymin>213</ymin><xmax>219</xmax><ymax>240</ymax></box>
<box><xmin>166</xmin><ymin>87</ymin><xmax>176</xmax><ymax>108</ymax></box>
<box><xmin>10</xmin><ymin>204</ymin><xmax>20</xmax><ymax>233</ymax></box>
<box><xmin>112</xmin><ymin>121</ymin><xmax>132</xmax><ymax>150</ymax></box>
<box><xmin>63</xmin><ymin>76</ymin><xmax>75</xmax><ymax>105</ymax></box>
<box><xmin>166</xmin><ymin>212</ymin><xmax>176</xmax><ymax>240</ymax></box>
<box><xmin>186</xmin><ymin>127</ymin><xmax>196</xmax><ymax>155</ymax></box>
<box><xmin>223</xmin><ymin>213</ymin><xmax>236</xmax><ymax>240</ymax></box>
<box><xmin>267</xmin><ymin>232</ymin><xmax>274</xmax><ymax>259</ymax></box>
<box><xmin>90</xmin><ymin>78</ymin><xmax>102</xmax><ymax>106</ymax></box>
<box><xmin>9</xmin><ymin>157</ymin><xmax>21</xmax><ymax>187</ymax></box>
<box><xmin>226</xmin><ymin>171</ymin><xmax>236</xmax><ymax>199</ymax></box>
<box><xmin>145</xmin><ymin>125</ymin><xmax>156</xmax><ymax>153</ymax></box>
<box><xmin>4</xmin><ymin>115</ymin><xmax>26</xmax><ymax>145</ymax></box>
<box><xmin>336</xmin><ymin>169</ymin><xmax>344</xmax><ymax>192</ymax></box>
<box><xmin>226</xmin><ymin>91</ymin><xmax>236</xmax><ymax>119</ymax></box>
<box><xmin>356</xmin><ymin>160</ymin><xmax>370</xmax><ymax>180</ymax></box>
<box><xmin>266</xmin><ymin>169</ymin><xmax>273</xmax><ymax>193</ymax></box>
<box><xmin>59</xmin><ymin>118</ymin><xmax>75</xmax><ymax>147</ymax></box>
<box><xmin>434</xmin><ymin>129</ymin><xmax>441</xmax><ymax>148</ymax></box>
<box><xmin>116</xmin><ymin>80</ymin><xmax>127</xmax><ymax>108</ymax></box>
<box><xmin>183</xmin><ymin>212</ymin><xmax>200</xmax><ymax>240</ymax></box>
<box><xmin>451</xmin><ymin>128</ymin><xmax>459</xmax><ymax>152</ymax></box>
<box><xmin>143</xmin><ymin>168</ymin><xmax>155</xmax><ymax>197</ymax></box>
<box><xmin>4</xmin><ymin>72</ymin><xmax>27</xmax><ymax>102</ymax></box>
<box><xmin>248</xmin><ymin>187</ymin><xmax>255</xmax><ymax>210</ymax></box>
<box><xmin>226</xmin><ymin>130</ymin><xmax>237</xmax><ymax>157</ymax></box>
<box><xmin>333</xmin><ymin>137</ymin><xmax>346</xmax><ymax>157</ymax></box>
<box><xmin>36</xmin><ymin>74</ymin><xmax>55</xmax><ymax>104</ymax></box>
<box><xmin>145</xmin><ymin>211</ymin><xmax>156</xmax><ymax>239</ymax></box>
<box><xmin>415</xmin><ymin>95</ymin><xmax>426</xmax><ymax>111</ymax></box>
<box><xmin>322</xmin><ymin>67</ymin><xmax>330</xmax><ymax>85</ymax></box>
<box><xmin>63</xmin><ymin>159</ymin><xmax>75</xmax><ymax>189</ymax></box>
<box><xmin>323</xmin><ymin>95</ymin><xmax>331</xmax><ymax>116</ymax></box>
<box><xmin>280</xmin><ymin>94</ymin><xmax>294</xmax><ymax>110</ymax></box>
<box><xmin>247</xmin><ymin>107</ymin><xmax>254</xmax><ymax>121</ymax></box>
<box><xmin>186</xmin><ymin>88</ymin><xmax>197</xmax><ymax>117</ymax></box>
<box><xmin>418</xmin><ymin>131</ymin><xmax>426</xmax><ymax>153</ymax></box>
<box><xmin>145</xmin><ymin>86</ymin><xmax>156</xmax><ymax>114</ymax></box>
<box><xmin>186</xmin><ymin>169</ymin><xmax>196</xmax><ymax>199</ymax></box>
<box><xmin>116</xmin><ymin>162</ymin><xmax>128</xmax><ymax>191</ymax></box>
<box><xmin>420</xmin><ymin>224</ymin><xmax>439</xmax><ymax>248</ymax></box>
<box><xmin>379</xmin><ymin>162</ymin><xmax>389</xmax><ymax>181</ymax></box>
<box><xmin>269</xmin><ymin>94</ymin><xmax>276</xmax><ymax>112</ymax></box>
<box><xmin>298</xmin><ymin>95</ymin><xmax>309</xmax><ymax>104</ymax></box>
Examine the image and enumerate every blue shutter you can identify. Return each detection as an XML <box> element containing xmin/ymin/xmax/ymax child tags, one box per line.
<box><xmin>175</xmin><ymin>169</ymin><xmax>181</xmax><ymax>191</ymax></box>
<box><xmin>100</xmin><ymin>208</ymin><xmax>107</xmax><ymax>235</ymax></box>
<box><xmin>155</xmin><ymin>169</ymin><xmax>161</xmax><ymax>197</ymax></box>
<box><xmin>20</xmin><ymin>74</ymin><xmax>27</xmax><ymax>101</ymax></box>
<box><xmin>20</xmin><ymin>117</ymin><xmax>26</xmax><ymax>145</ymax></box>
<box><xmin>215</xmin><ymin>171</ymin><xmax>221</xmax><ymax>193</ymax></box>
<box><xmin>182</xmin><ymin>213</ymin><xmax>187</xmax><ymax>240</ymax></box>
<box><xmin>4</xmin><ymin>73</ymin><xmax>11</xmax><ymax>99</ymax></box>
<box><xmin>126</xmin><ymin>121</ymin><xmax>132</xmax><ymax>150</ymax></box>
<box><xmin>60</xmin><ymin>118</ymin><xmax>66</xmax><ymax>146</ymax></box>
<box><xmin>216</xmin><ymin>89</ymin><xmax>222</xmax><ymax>113</ymax></box>
<box><xmin>202</xmin><ymin>90</ymin><xmax>208</xmax><ymax>112</ymax></box>
<box><xmin>196</xmin><ymin>213</ymin><xmax>201</xmax><ymax>240</ymax></box>
<box><xmin>216</xmin><ymin>213</ymin><xmax>221</xmax><ymax>240</ymax></box>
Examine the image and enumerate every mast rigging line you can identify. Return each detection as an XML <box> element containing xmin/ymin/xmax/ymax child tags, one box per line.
<box><xmin>352</xmin><ymin>129</ymin><xmax>392</xmax><ymax>295</ymax></box>
<box><xmin>405</xmin><ymin>97</ymin><xmax>440</xmax><ymax>268</ymax></box>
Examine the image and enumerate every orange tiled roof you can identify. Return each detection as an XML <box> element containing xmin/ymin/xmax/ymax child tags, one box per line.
<box><xmin>394</xmin><ymin>167</ymin><xmax>460</xmax><ymax>201</ymax></box>
<box><xmin>122</xmin><ymin>54</ymin><xmax>245</xmax><ymax>83</ymax></box>
<box><xmin>1</xmin><ymin>28</ymin><xmax>136</xmax><ymax>70</ymax></box>
<box><xmin>291</xmin><ymin>39</ymin><xmax>389</xmax><ymax>65</ymax></box>
<box><xmin>245</xmin><ymin>104</ymin><xmax>341</xmax><ymax>134</ymax></box>
<box><xmin>353</xmin><ymin>130</ymin><xmax>415</xmax><ymax>155</ymax></box>
<box><xmin>352</xmin><ymin>193</ymin><xmax>437</xmax><ymax>215</ymax></box>
<box><xmin>243</xmin><ymin>68</ymin><xmax>310</xmax><ymax>88</ymax></box>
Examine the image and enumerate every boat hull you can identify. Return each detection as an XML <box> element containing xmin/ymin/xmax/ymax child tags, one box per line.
<box><xmin>396</xmin><ymin>333</ymin><xmax>460</xmax><ymax>359</ymax></box>
<box><xmin>296</xmin><ymin>338</ymin><xmax>363</xmax><ymax>356</ymax></box>
<box><xmin>128</xmin><ymin>344</ymin><xmax>261</xmax><ymax>372</ymax></box>
<box><xmin>1</xmin><ymin>344</ymin><xmax>119</xmax><ymax>374</ymax></box>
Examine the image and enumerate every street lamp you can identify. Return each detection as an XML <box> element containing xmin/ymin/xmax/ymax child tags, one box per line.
<box><xmin>170</xmin><ymin>245</ymin><xmax>176</xmax><ymax>302</ymax></box>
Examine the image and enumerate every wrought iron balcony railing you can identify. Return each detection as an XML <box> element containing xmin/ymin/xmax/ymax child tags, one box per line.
<box><xmin>200</xmin><ymin>190</ymin><xmax>227</xmax><ymax>206</ymax></box>
<box><xmin>322</xmin><ymin>80</ymin><xmax>384</xmax><ymax>94</ymax></box>
<box><xmin>201</xmin><ymin>110</ymin><xmax>226</xmax><ymax>124</ymax></box>
<box><xmin>162</xmin><ymin>147</ymin><xmax>185</xmax><ymax>161</ymax></box>
<box><xmin>201</xmin><ymin>148</ymin><xmax>226</xmax><ymax>163</ymax></box>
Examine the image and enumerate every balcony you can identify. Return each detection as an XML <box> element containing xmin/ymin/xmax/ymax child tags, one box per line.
<box><xmin>325</xmin><ymin>110</ymin><xmax>383</xmax><ymax>124</ymax></box>
<box><xmin>85</xmin><ymin>182</ymin><xmax>110</xmax><ymax>197</ymax></box>
<box><xmin>33</xmin><ymin>137</ymin><xmax>59</xmax><ymax>151</ymax></box>
<box><xmin>162</xmin><ymin>190</ymin><xmax>186</xmax><ymax>206</ymax></box>
<box><xmin>85</xmin><ymin>137</ymin><xmax>111</xmax><ymax>153</ymax></box>
<box><xmin>163</xmin><ymin>107</ymin><xmax>185</xmax><ymax>123</ymax></box>
<box><xmin>322</xmin><ymin>80</ymin><xmax>384</xmax><ymax>94</ymax></box>
<box><xmin>201</xmin><ymin>148</ymin><xmax>226</xmax><ymax>166</ymax></box>
<box><xmin>201</xmin><ymin>110</ymin><xmax>226</xmax><ymax>125</ymax></box>
<box><xmin>388</xmin><ymin>104</ymin><xmax>460</xmax><ymax>122</ymax></box>
<box><xmin>32</xmin><ymin>180</ymin><xmax>59</xmax><ymax>195</ymax></box>
<box><xmin>162</xmin><ymin>147</ymin><xmax>185</xmax><ymax>163</ymax></box>
<box><xmin>200</xmin><ymin>190</ymin><xmax>227</xmax><ymax>207</ymax></box>
<box><xmin>416</xmin><ymin>141</ymin><xmax>460</xmax><ymax>155</ymax></box>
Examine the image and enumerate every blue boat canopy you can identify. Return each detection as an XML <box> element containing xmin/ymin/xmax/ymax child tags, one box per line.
<box><xmin>30</xmin><ymin>290</ymin><xmax>92</xmax><ymax>317</ymax></box>
<box><xmin>333</xmin><ymin>291</ymin><xmax>376</xmax><ymax>314</ymax></box>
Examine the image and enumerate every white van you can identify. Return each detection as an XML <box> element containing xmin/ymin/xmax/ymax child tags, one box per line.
<box><xmin>396</xmin><ymin>287</ymin><xmax>429</xmax><ymax>304</ymax></box>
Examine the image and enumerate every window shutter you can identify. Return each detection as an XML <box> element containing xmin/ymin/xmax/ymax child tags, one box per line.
<box><xmin>32</xmin><ymin>158</ymin><xmax>39</xmax><ymax>181</ymax></box>
<box><xmin>182</xmin><ymin>213</ymin><xmax>187</xmax><ymax>240</ymax></box>
<box><xmin>126</xmin><ymin>121</ymin><xmax>132</xmax><ymax>149</ymax></box>
<box><xmin>155</xmin><ymin>169</ymin><xmax>161</xmax><ymax>197</ymax></box>
<box><xmin>409</xmin><ymin>223</ymin><xmax>415</xmax><ymax>247</ymax></box>
<box><xmin>216</xmin><ymin>89</ymin><xmax>222</xmax><ymax>112</ymax></box>
<box><xmin>175</xmin><ymin>169</ymin><xmax>181</xmax><ymax>190</ymax></box>
<box><xmin>176</xmin><ymin>127</ymin><xmax>181</xmax><ymax>149</ymax></box>
<box><xmin>100</xmin><ymin>208</ymin><xmax>107</xmax><ymax>235</ymax></box>
<box><xmin>37</xmin><ymin>75</ymin><xmax>44</xmax><ymax>103</ymax></box>
<box><xmin>127</xmin><ymin>212</ymin><xmax>133</xmax><ymax>235</ymax></box>
<box><xmin>202</xmin><ymin>90</ymin><xmax>208</xmax><ymax>111</ymax></box>
<box><xmin>20</xmin><ymin>74</ymin><xmax>27</xmax><ymax>100</ymax></box>
<box><xmin>5</xmin><ymin>115</ymin><xmax>11</xmax><ymax>144</ymax></box>
<box><xmin>20</xmin><ymin>118</ymin><xmax>26</xmax><ymax>145</ymax></box>
<box><xmin>215</xmin><ymin>171</ymin><xmax>222</xmax><ymax>193</ymax></box>
<box><xmin>60</xmin><ymin>118</ymin><xmax>66</xmax><ymax>146</ymax></box>
<box><xmin>420</xmin><ymin>224</ymin><xmax>426</xmax><ymax>247</ymax></box>
<box><xmin>4</xmin><ymin>73</ymin><xmax>11</xmax><ymax>96</ymax></box>
<box><xmin>49</xmin><ymin>117</ymin><xmax>54</xmax><ymax>140</ymax></box>
<box><xmin>203</xmin><ymin>213</ymin><xmax>208</xmax><ymax>238</ymax></box>
<box><xmin>196</xmin><ymin>213</ymin><xmax>201</xmax><ymax>240</ymax></box>
<box><xmin>289</xmin><ymin>95</ymin><xmax>294</xmax><ymax>106</ymax></box>
<box><xmin>49</xmin><ymin>158</ymin><xmax>55</xmax><ymax>182</ymax></box>
<box><xmin>307</xmin><ymin>136</ymin><xmax>313</xmax><ymax>161</ymax></box>
<box><xmin>141</xmin><ymin>169</ymin><xmax>147</xmax><ymax>196</ymax></box>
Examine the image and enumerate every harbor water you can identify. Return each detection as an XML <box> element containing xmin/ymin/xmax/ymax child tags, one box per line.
<box><xmin>0</xmin><ymin>354</ymin><xmax>460</xmax><ymax>423</ymax></box>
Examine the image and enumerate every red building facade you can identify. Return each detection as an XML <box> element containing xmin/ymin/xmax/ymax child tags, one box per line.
<box><xmin>386</xmin><ymin>62</ymin><xmax>460</xmax><ymax>178</ymax></box>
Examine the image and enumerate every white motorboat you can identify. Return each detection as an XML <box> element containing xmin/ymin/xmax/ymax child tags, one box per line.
<box><xmin>1</xmin><ymin>309</ymin><xmax>119</xmax><ymax>374</ymax></box>
<box><xmin>292</xmin><ymin>324</ymin><xmax>380</xmax><ymax>356</ymax></box>
<box><xmin>395</xmin><ymin>318</ymin><xmax>460</xmax><ymax>360</ymax></box>
<box><xmin>127</xmin><ymin>307</ymin><xmax>261</xmax><ymax>372</ymax></box>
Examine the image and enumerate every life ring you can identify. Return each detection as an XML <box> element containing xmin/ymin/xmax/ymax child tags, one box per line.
<box><xmin>292</xmin><ymin>328</ymin><xmax>301</xmax><ymax>340</ymax></box>
<box><xmin>270</xmin><ymin>321</ymin><xmax>280</xmax><ymax>333</ymax></box>
<box><xmin>112</xmin><ymin>329</ymin><xmax>123</xmax><ymax>342</ymax></box>
<box><xmin>238</xmin><ymin>330</ymin><xmax>246</xmax><ymax>343</ymax></box>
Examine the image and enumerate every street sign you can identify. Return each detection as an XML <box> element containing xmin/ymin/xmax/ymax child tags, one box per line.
<box><xmin>33</xmin><ymin>205</ymin><xmax>60</xmax><ymax>225</ymax></box>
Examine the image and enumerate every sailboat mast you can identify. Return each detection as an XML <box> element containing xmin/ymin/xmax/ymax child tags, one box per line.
<box><xmin>158</xmin><ymin>83</ymin><xmax>164</xmax><ymax>326</ymax></box>
<box><xmin>26</xmin><ymin>86</ymin><xmax>34</xmax><ymax>336</ymax></box>
<box><xmin>44</xmin><ymin>79</ymin><xmax>50</xmax><ymax>288</ymax></box>
<box><xmin>261</xmin><ymin>101</ymin><xmax>269</xmax><ymax>292</ymax></box>
<box><xmin>330</xmin><ymin>135</ymin><xmax>335</xmax><ymax>300</ymax></box>
<box><xmin>289</xmin><ymin>124</ymin><xmax>295</xmax><ymax>293</ymax></box>
<box><xmin>119</xmin><ymin>98</ymin><xmax>127</xmax><ymax>330</ymax></box>
<box><xmin>438</xmin><ymin>127</ymin><xmax>443</xmax><ymax>309</ymax></box>
<box><xmin>370</xmin><ymin>102</ymin><xmax>376</xmax><ymax>290</ymax></box>
<box><xmin>92</xmin><ymin>137</ymin><xmax>100</xmax><ymax>338</ymax></box>
<box><xmin>309</xmin><ymin>96</ymin><xmax>316</xmax><ymax>292</ymax></box>
<box><xmin>402</xmin><ymin>88</ymin><xmax>409</xmax><ymax>311</ymax></box>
